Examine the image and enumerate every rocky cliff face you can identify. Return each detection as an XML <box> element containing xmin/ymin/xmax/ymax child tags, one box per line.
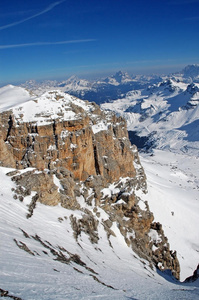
<box><xmin>0</xmin><ymin>91</ymin><xmax>135</xmax><ymax>181</ymax></box>
<box><xmin>0</xmin><ymin>89</ymin><xmax>180</xmax><ymax>279</ymax></box>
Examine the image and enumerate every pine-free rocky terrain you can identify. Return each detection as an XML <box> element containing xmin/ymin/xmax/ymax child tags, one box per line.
<box><xmin>0</xmin><ymin>65</ymin><xmax>199</xmax><ymax>299</ymax></box>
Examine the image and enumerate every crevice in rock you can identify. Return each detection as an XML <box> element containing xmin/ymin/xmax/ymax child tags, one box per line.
<box><xmin>53</xmin><ymin>120</ymin><xmax>58</xmax><ymax>150</ymax></box>
<box><xmin>5</xmin><ymin>115</ymin><xmax>13</xmax><ymax>141</ymax></box>
<box><xmin>93</xmin><ymin>144</ymin><xmax>100</xmax><ymax>175</ymax></box>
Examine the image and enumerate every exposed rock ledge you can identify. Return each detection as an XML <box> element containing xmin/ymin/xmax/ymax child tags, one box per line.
<box><xmin>0</xmin><ymin>89</ymin><xmax>180</xmax><ymax>279</ymax></box>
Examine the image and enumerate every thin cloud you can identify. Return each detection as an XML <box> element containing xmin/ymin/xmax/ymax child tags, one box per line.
<box><xmin>0</xmin><ymin>39</ymin><xmax>96</xmax><ymax>50</ymax></box>
<box><xmin>0</xmin><ymin>1</ymin><xmax>66</xmax><ymax>30</ymax></box>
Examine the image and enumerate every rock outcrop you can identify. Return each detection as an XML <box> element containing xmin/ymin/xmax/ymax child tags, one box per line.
<box><xmin>0</xmin><ymin>91</ymin><xmax>135</xmax><ymax>182</ymax></box>
<box><xmin>0</xmin><ymin>89</ymin><xmax>180</xmax><ymax>279</ymax></box>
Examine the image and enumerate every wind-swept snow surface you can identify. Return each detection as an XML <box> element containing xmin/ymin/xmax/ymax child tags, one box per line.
<box><xmin>0</xmin><ymin>166</ymin><xmax>198</xmax><ymax>300</ymax></box>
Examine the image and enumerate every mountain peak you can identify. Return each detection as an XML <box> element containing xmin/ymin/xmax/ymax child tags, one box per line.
<box><xmin>114</xmin><ymin>70</ymin><xmax>132</xmax><ymax>82</ymax></box>
<box><xmin>181</xmin><ymin>64</ymin><xmax>199</xmax><ymax>79</ymax></box>
<box><xmin>104</xmin><ymin>70</ymin><xmax>132</xmax><ymax>85</ymax></box>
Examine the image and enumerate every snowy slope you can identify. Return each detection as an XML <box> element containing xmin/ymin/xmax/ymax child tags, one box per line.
<box><xmin>139</xmin><ymin>150</ymin><xmax>199</xmax><ymax>281</ymax></box>
<box><xmin>0</xmin><ymin>166</ymin><xmax>199</xmax><ymax>300</ymax></box>
<box><xmin>0</xmin><ymin>85</ymin><xmax>36</xmax><ymax>112</ymax></box>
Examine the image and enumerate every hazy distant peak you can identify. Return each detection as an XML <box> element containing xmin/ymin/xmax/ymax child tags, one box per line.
<box><xmin>65</xmin><ymin>75</ymin><xmax>79</xmax><ymax>83</ymax></box>
<box><xmin>182</xmin><ymin>64</ymin><xmax>199</xmax><ymax>76</ymax></box>
<box><xmin>114</xmin><ymin>70</ymin><xmax>132</xmax><ymax>82</ymax></box>
<box><xmin>104</xmin><ymin>70</ymin><xmax>132</xmax><ymax>85</ymax></box>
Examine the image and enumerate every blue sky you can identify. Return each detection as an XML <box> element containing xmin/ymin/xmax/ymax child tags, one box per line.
<box><xmin>1</xmin><ymin>0</ymin><xmax>199</xmax><ymax>85</ymax></box>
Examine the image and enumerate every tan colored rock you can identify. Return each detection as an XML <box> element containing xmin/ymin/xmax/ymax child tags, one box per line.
<box><xmin>12</xmin><ymin>170</ymin><xmax>60</xmax><ymax>206</ymax></box>
<box><xmin>0</xmin><ymin>97</ymin><xmax>135</xmax><ymax>182</ymax></box>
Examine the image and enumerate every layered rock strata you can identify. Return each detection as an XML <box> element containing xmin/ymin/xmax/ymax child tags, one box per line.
<box><xmin>0</xmin><ymin>92</ymin><xmax>135</xmax><ymax>182</ymax></box>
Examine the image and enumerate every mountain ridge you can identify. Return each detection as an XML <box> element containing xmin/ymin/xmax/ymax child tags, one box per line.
<box><xmin>18</xmin><ymin>64</ymin><xmax>199</xmax><ymax>105</ymax></box>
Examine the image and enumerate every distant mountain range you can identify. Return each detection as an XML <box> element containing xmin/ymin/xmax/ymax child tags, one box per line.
<box><xmin>21</xmin><ymin>70</ymin><xmax>163</xmax><ymax>103</ymax></box>
<box><xmin>21</xmin><ymin>65</ymin><xmax>199</xmax><ymax>104</ymax></box>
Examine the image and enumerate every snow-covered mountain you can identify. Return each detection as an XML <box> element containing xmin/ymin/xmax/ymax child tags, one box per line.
<box><xmin>19</xmin><ymin>65</ymin><xmax>199</xmax><ymax>103</ymax></box>
<box><xmin>20</xmin><ymin>70</ymin><xmax>163</xmax><ymax>104</ymax></box>
<box><xmin>1</xmin><ymin>65</ymin><xmax>199</xmax><ymax>299</ymax></box>
<box><xmin>19</xmin><ymin>65</ymin><xmax>199</xmax><ymax>106</ymax></box>
<box><xmin>58</xmin><ymin>75</ymin><xmax>94</xmax><ymax>95</ymax></box>
<box><xmin>102</xmin><ymin>78</ymin><xmax>199</xmax><ymax>155</ymax></box>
